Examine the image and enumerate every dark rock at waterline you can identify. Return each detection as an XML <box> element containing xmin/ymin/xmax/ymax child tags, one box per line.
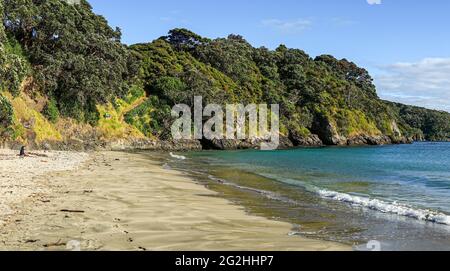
<box><xmin>390</xmin><ymin>136</ymin><xmax>414</xmax><ymax>145</ymax></box>
<box><xmin>199</xmin><ymin>138</ymin><xmax>264</xmax><ymax>150</ymax></box>
<box><xmin>2</xmin><ymin>133</ymin><xmax>413</xmax><ymax>152</ymax></box>
<box><xmin>200</xmin><ymin>136</ymin><xmax>294</xmax><ymax>150</ymax></box>
<box><xmin>279</xmin><ymin>136</ymin><xmax>295</xmax><ymax>149</ymax></box>
<box><xmin>311</xmin><ymin>115</ymin><xmax>346</xmax><ymax>145</ymax></box>
<box><xmin>290</xmin><ymin>133</ymin><xmax>323</xmax><ymax>146</ymax></box>
<box><xmin>309</xmin><ymin>113</ymin><xmax>414</xmax><ymax>146</ymax></box>
<box><xmin>200</xmin><ymin>138</ymin><xmax>234</xmax><ymax>150</ymax></box>
<box><xmin>347</xmin><ymin>135</ymin><xmax>390</xmax><ymax>146</ymax></box>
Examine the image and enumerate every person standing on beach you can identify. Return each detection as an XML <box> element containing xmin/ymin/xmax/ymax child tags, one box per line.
<box><xmin>19</xmin><ymin>146</ymin><xmax>27</xmax><ymax>157</ymax></box>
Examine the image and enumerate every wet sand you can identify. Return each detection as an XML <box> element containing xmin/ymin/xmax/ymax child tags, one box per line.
<box><xmin>0</xmin><ymin>151</ymin><xmax>349</xmax><ymax>251</ymax></box>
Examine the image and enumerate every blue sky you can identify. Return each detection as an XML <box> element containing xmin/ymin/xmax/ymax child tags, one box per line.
<box><xmin>88</xmin><ymin>0</ymin><xmax>450</xmax><ymax>112</ymax></box>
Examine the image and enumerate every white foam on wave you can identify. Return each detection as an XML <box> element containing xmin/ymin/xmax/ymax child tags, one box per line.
<box><xmin>169</xmin><ymin>152</ymin><xmax>187</xmax><ymax>160</ymax></box>
<box><xmin>316</xmin><ymin>189</ymin><xmax>450</xmax><ymax>226</ymax></box>
<box><xmin>205</xmin><ymin>171</ymin><xmax>450</xmax><ymax>226</ymax></box>
<box><xmin>239</xmin><ymin>172</ymin><xmax>450</xmax><ymax>226</ymax></box>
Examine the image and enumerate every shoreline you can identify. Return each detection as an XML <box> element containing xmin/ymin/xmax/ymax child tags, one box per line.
<box><xmin>175</xmin><ymin>143</ymin><xmax>450</xmax><ymax>251</ymax></box>
<box><xmin>0</xmin><ymin>150</ymin><xmax>348</xmax><ymax>251</ymax></box>
<box><xmin>2</xmin><ymin>135</ymin><xmax>426</xmax><ymax>153</ymax></box>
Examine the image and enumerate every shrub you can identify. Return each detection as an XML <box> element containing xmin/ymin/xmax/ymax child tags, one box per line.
<box><xmin>0</xmin><ymin>94</ymin><xmax>14</xmax><ymax>128</ymax></box>
<box><xmin>152</xmin><ymin>76</ymin><xmax>187</xmax><ymax>104</ymax></box>
<box><xmin>43</xmin><ymin>98</ymin><xmax>60</xmax><ymax>123</ymax></box>
<box><xmin>124</xmin><ymin>96</ymin><xmax>173</xmax><ymax>139</ymax></box>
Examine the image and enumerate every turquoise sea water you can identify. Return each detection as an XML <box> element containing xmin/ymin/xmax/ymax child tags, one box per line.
<box><xmin>166</xmin><ymin>142</ymin><xmax>450</xmax><ymax>250</ymax></box>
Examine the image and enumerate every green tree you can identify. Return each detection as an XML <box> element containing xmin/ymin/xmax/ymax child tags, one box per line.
<box><xmin>43</xmin><ymin>98</ymin><xmax>60</xmax><ymax>123</ymax></box>
<box><xmin>0</xmin><ymin>0</ymin><xmax>28</xmax><ymax>95</ymax></box>
<box><xmin>0</xmin><ymin>93</ymin><xmax>14</xmax><ymax>129</ymax></box>
<box><xmin>3</xmin><ymin>0</ymin><xmax>137</xmax><ymax>123</ymax></box>
<box><xmin>131</xmin><ymin>29</ymin><xmax>450</xmax><ymax>144</ymax></box>
<box><xmin>165</xmin><ymin>28</ymin><xmax>210</xmax><ymax>51</ymax></box>
<box><xmin>152</xmin><ymin>76</ymin><xmax>187</xmax><ymax>104</ymax></box>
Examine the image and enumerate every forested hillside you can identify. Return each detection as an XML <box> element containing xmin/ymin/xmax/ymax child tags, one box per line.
<box><xmin>386</xmin><ymin>101</ymin><xmax>450</xmax><ymax>141</ymax></box>
<box><xmin>127</xmin><ymin>29</ymin><xmax>449</xmax><ymax>146</ymax></box>
<box><xmin>1</xmin><ymin>0</ymin><xmax>144</xmax><ymax>149</ymax></box>
<box><xmin>1</xmin><ymin>0</ymin><xmax>448</xmax><ymax>150</ymax></box>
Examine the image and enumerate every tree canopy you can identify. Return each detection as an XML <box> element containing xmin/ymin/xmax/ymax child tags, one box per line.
<box><xmin>1</xmin><ymin>1</ymin><xmax>448</xmax><ymax>145</ymax></box>
<box><xmin>0</xmin><ymin>0</ymin><xmax>28</xmax><ymax>96</ymax></box>
<box><xmin>128</xmin><ymin>29</ymin><xmax>450</xmax><ymax>142</ymax></box>
<box><xmin>2</xmin><ymin>0</ymin><xmax>137</xmax><ymax>123</ymax></box>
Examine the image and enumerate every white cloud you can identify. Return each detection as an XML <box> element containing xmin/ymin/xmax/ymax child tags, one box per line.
<box><xmin>367</xmin><ymin>0</ymin><xmax>382</xmax><ymax>5</ymax></box>
<box><xmin>262</xmin><ymin>18</ymin><xmax>312</xmax><ymax>33</ymax></box>
<box><xmin>375</xmin><ymin>58</ymin><xmax>450</xmax><ymax>112</ymax></box>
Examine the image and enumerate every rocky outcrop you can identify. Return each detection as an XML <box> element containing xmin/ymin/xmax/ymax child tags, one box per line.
<box><xmin>289</xmin><ymin>133</ymin><xmax>323</xmax><ymax>146</ymax></box>
<box><xmin>200</xmin><ymin>136</ymin><xmax>294</xmax><ymax>150</ymax></box>
<box><xmin>106</xmin><ymin>139</ymin><xmax>203</xmax><ymax>151</ymax></box>
<box><xmin>391</xmin><ymin>120</ymin><xmax>402</xmax><ymax>138</ymax></box>
<box><xmin>312</xmin><ymin>115</ymin><xmax>347</xmax><ymax>145</ymax></box>
<box><xmin>3</xmin><ymin>115</ymin><xmax>414</xmax><ymax>152</ymax></box>
<box><xmin>4</xmin><ymin>138</ymin><xmax>203</xmax><ymax>152</ymax></box>
<box><xmin>347</xmin><ymin>135</ymin><xmax>392</xmax><ymax>146</ymax></box>
<box><xmin>4</xmin><ymin>133</ymin><xmax>415</xmax><ymax>151</ymax></box>
<box><xmin>310</xmin><ymin>114</ymin><xmax>413</xmax><ymax>147</ymax></box>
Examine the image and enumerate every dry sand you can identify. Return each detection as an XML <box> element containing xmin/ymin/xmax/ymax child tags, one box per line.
<box><xmin>0</xmin><ymin>150</ymin><xmax>349</xmax><ymax>251</ymax></box>
<box><xmin>0</xmin><ymin>149</ymin><xmax>88</xmax><ymax>220</ymax></box>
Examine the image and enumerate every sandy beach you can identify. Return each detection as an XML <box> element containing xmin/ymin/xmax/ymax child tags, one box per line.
<box><xmin>0</xmin><ymin>150</ymin><xmax>348</xmax><ymax>251</ymax></box>
<box><xmin>0</xmin><ymin>149</ymin><xmax>89</xmax><ymax>222</ymax></box>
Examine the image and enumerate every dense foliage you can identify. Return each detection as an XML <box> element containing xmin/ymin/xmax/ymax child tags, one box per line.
<box><xmin>2</xmin><ymin>0</ymin><xmax>137</xmax><ymax>124</ymax></box>
<box><xmin>43</xmin><ymin>98</ymin><xmax>60</xmax><ymax>123</ymax></box>
<box><xmin>130</xmin><ymin>29</ymin><xmax>418</xmax><ymax>143</ymax></box>
<box><xmin>124</xmin><ymin>95</ymin><xmax>173</xmax><ymax>139</ymax></box>
<box><xmin>0</xmin><ymin>0</ymin><xmax>28</xmax><ymax>96</ymax></box>
<box><xmin>0</xmin><ymin>93</ymin><xmax>13</xmax><ymax>131</ymax></box>
<box><xmin>387</xmin><ymin>102</ymin><xmax>450</xmax><ymax>141</ymax></box>
<box><xmin>1</xmin><ymin>0</ymin><xmax>448</xmax><ymax>145</ymax></box>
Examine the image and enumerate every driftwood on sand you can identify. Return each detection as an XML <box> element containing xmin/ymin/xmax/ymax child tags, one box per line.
<box><xmin>60</xmin><ymin>209</ymin><xmax>85</xmax><ymax>213</ymax></box>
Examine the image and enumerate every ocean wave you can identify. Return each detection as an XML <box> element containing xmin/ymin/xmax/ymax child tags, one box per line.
<box><xmin>227</xmin><ymin>172</ymin><xmax>450</xmax><ymax>226</ymax></box>
<box><xmin>169</xmin><ymin>152</ymin><xmax>187</xmax><ymax>160</ymax></box>
<box><xmin>315</xmin><ymin>189</ymin><xmax>450</xmax><ymax>226</ymax></box>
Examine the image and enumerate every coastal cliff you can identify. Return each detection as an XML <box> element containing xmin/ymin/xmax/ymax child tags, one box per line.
<box><xmin>1</xmin><ymin>0</ymin><xmax>449</xmax><ymax>151</ymax></box>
